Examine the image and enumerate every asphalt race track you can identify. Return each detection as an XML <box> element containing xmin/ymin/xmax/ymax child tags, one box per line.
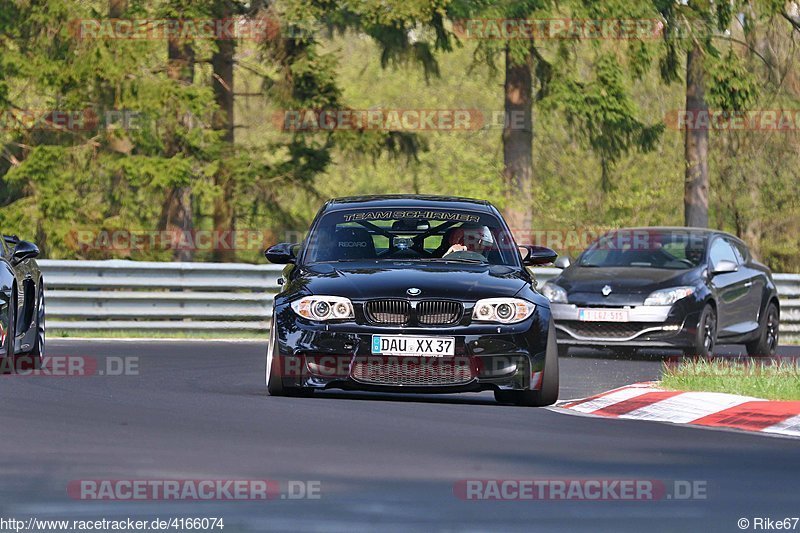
<box><xmin>1</xmin><ymin>340</ymin><xmax>799</xmax><ymax>532</ymax></box>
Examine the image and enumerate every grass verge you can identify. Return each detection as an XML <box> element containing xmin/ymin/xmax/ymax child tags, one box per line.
<box><xmin>51</xmin><ymin>329</ymin><xmax>269</xmax><ymax>340</ymax></box>
<box><xmin>661</xmin><ymin>358</ymin><xmax>800</xmax><ymax>401</ymax></box>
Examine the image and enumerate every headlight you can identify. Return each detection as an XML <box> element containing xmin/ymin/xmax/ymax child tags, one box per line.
<box><xmin>541</xmin><ymin>283</ymin><xmax>568</xmax><ymax>303</ymax></box>
<box><xmin>291</xmin><ymin>296</ymin><xmax>354</xmax><ymax>321</ymax></box>
<box><xmin>644</xmin><ymin>287</ymin><xmax>695</xmax><ymax>306</ymax></box>
<box><xmin>472</xmin><ymin>298</ymin><xmax>536</xmax><ymax>324</ymax></box>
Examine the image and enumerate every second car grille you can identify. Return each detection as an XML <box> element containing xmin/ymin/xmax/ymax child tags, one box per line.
<box><xmin>559</xmin><ymin>321</ymin><xmax>664</xmax><ymax>340</ymax></box>
<box><xmin>364</xmin><ymin>299</ymin><xmax>463</xmax><ymax>326</ymax></box>
<box><xmin>364</xmin><ymin>300</ymin><xmax>410</xmax><ymax>325</ymax></box>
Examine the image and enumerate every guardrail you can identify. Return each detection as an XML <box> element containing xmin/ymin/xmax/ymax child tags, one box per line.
<box><xmin>40</xmin><ymin>260</ymin><xmax>799</xmax><ymax>341</ymax></box>
<box><xmin>42</xmin><ymin>260</ymin><xmax>281</xmax><ymax>331</ymax></box>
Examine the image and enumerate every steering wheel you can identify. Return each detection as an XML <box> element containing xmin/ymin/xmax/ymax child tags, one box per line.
<box><xmin>442</xmin><ymin>250</ymin><xmax>488</xmax><ymax>262</ymax></box>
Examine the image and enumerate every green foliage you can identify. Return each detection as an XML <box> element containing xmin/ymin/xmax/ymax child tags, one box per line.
<box><xmin>549</xmin><ymin>54</ymin><xmax>664</xmax><ymax>190</ymax></box>
<box><xmin>315</xmin><ymin>33</ymin><xmax>683</xmax><ymax>236</ymax></box>
<box><xmin>0</xmin><ymin>0</ymin><xmax>798</xmax><ymax>271</ymax></box>
<box><xmin>662</xmin><ymin>358</ymin><xmax>800</xmax><ymax>400</ymax></box>
<box><xmin>705</xmin><ymin>48</ymin><xmax>758</xmax><ymax>111</ymax></box>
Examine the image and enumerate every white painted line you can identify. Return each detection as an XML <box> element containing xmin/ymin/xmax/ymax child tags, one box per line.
<box><xmin>762</xmin><ymin>414</ymin><xmax>800</xmax><ymax>438</ymax></box>
<box><xmin>619</xmin><ymin>391</ymin><xmax>762</xmax><ymax>424</ymax></box>
<box><xmin>560</xmin><ymin>382</ymin><xmax>800</xmax><ymax>440</ymax></box>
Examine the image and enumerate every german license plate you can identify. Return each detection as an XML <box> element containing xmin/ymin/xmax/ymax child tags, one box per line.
<box><xmin>578</xmin><ymin>309</ymin><xmax>629</xmax><ymax>322</ymax></box>
<box><xmin>371</xmin><ymin>335</ymin><xmax>455</xmax><ymax>357</ymax></box>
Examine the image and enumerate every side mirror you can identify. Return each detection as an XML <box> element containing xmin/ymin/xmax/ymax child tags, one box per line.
<box><xmin>711</xmin><ymin>260</ymin><xmax>738</xmax><ymax>275</ymax></box>
<box><xmin>12</xmin><ymin>240</ymin><xmax>39</xmax><ymax>264</ymax></box>
<box><xmin>265</xmin><ymin>243</ymin><xmax>297</xmax><ymax>264</ymax></box>
<box><xmin>554</xmin><ymin>256</ymin><xmax>571</xmax><ymax>269</ymax></box>
<box><xmin>520</xmin><ymin>245</ymin><xmax>558</xmax><ymax>266</ymax></box>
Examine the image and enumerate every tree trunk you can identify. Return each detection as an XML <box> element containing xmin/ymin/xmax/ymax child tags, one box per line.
<box><xmin>684</xmin><ymin>44</ymin><xmax>709</xmax><ymax>228</ymax></box>
<box><xmin>502</xmin><ymin>45</ymin><xmax>534</xmax><ymax>241</ymax></box>
<box><xmin>105</xmin><ymin>0</ymin><xmax>127</xmax><ymax>221</ymax></box>
<box><xmin>211</xmin><ymin>1</ymin><xmax>236</xmax><ymax>262</ymax></box>
<box><xmin>108</xmin><ymin>0</ymin><xmax>125</xmax><ymax>18</ymax></box>
<box><xmin>160</xmin><ymin>24</ymin><xmax>196</xmax><ymax>262</ymax></box>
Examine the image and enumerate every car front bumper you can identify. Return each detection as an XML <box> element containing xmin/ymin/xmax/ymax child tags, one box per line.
<box><xmin>271</xmin><ymin>303</ymin><xmax>553</xmax><ymax>393</ymax></box>
<box><xmin>550</xmin><ymin>303</ymin><xmax>701</xmax><ymax>348</ymax></box>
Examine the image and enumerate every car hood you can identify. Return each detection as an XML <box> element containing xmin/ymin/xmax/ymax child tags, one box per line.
<box><xmin>554</xmin><ymin>266</ymin><xmax>701</xmax><ymax>305</ymax></box>
<box><xmin>293</xmin><ymin>262</ymin><xmax>529</xmax><ymax>301</ymax></box>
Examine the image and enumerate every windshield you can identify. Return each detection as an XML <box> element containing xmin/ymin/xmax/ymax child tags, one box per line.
<box><xmin>301</xmin><ymin>208</ymin><xmax>520</xmax><ymax>266</ymax></box>
<box><xmin>579</xmin><ymin>230</ymin><xmax>708</xmax><ymax>270</ymax></box>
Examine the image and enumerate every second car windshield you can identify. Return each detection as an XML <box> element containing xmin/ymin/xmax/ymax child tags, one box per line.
<box><xmin>579</xmin><ymin>231</ymin><xmax>708</xmax><ymax>269</ymax></box>
<box><xmin>301</xmin><ymin>209</ymin><xmax>519</xmax><ymax>266</ymax></box>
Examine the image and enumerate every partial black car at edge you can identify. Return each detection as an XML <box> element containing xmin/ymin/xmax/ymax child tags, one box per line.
<box><xmin>542</xmin><ymin>227</ymin><xmax>780</xmax><ymax>357</ymax></box>
<box><xmin>0</xmin><ymin>235</ymin><xmax>46</xmax><ymax>373</ymax></box>
<box><xmin>264</xmin><ymin>195</ymin><xmax>560</xmax><ymax>406</ymax></box>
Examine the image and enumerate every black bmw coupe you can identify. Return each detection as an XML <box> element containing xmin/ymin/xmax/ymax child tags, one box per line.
<box><xmin>264</xmin><ymin>195</ymin><xmax>560</xmax><ymax>406</ymax></box>
<box><xmin>542</xmin><ymin>227</ymin><xmax>780</xmax><ymax>357</ymax></box>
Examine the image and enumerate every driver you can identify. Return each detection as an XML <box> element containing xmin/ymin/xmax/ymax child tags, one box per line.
<box><xmin>442</xmin><ymin>225</ymin><xmax>494</xmax><ymax>259</ymax></box>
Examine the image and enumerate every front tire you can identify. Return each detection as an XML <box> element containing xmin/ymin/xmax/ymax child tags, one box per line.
<box><xmin>265</xmin><ymin>317</ymin><xmax>312</xmax><ymax>397</ymax></box>
<box><xmin>15</xmin><ymin>286</ymin><xmax>44</xmax><ymax>372</ymax></box>
<box><xmin>266</xmin><ymin>318</ymin><xmax>286</xmax><ymax>396</ymax></box>
<box><xmin>685</xmin><ymin>304</ymin><xmax>717</xmax><ymax>357</ymax></box>
<box><xmin>746</xmin><ymin>302</ymin><xmax>779</xmax><ymax>357</ymax></box>
<box><xmin>0</xmin><ymin>291</ymin><xmax>15</xmax><ymax>375</ymax></box>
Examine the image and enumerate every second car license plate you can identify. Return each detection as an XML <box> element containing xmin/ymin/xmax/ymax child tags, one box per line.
<box><xmin>578</xmin><ymin>309</ymin><xmax>630</xmax><ymax>322</ymax></box>
<box><xmin>371</xmin><ymin>335</ymin><xmax>455</xmax><ymax>357</ymax></box>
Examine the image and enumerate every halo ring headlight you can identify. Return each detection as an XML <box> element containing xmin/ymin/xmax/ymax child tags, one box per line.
<box><xmin>291</xmin><ymin>296</ymin><xmax>354</xmax><ymax>321</ymax></box>
<box><xmin>472</xmin><ymin>298</ymin><xmax>536</xmax><ymax>324</ymax></box>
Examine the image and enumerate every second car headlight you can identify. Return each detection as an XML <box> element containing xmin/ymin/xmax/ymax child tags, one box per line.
<box><xmin>291</xmin><ymin>296</ymin><xmax>354</xmax><ymax>321</ymax></box>
<box><xmin>644</xmin><ymin>286</ymin><xmax>695</xmax><ymax>306</ymax></box>
<box><xmin>472</xmin><ymin>298</ymin><xmax>536</xmax><ymax>324</ymax></box>
<box><xmin>541</xmin><ymin>283</ymin><xmax>568</xmax><ymax>303</ymax></box>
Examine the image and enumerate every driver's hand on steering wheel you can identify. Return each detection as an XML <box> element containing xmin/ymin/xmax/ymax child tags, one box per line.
<box><xmin>444</xmin><ymin>244</ymin><xmax>467</xmax><ymax>256</ymax></box>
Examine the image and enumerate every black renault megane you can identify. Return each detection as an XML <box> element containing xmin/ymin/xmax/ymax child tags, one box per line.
<box><xmin>264</xmin><ymin>195</ymin><xmax>560</xmax><ymax>406</ymax></box>
<box><xmin>542</xmin><ymin>227</ymin><xmax>780</xmax><ymax>357</ymax></box>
